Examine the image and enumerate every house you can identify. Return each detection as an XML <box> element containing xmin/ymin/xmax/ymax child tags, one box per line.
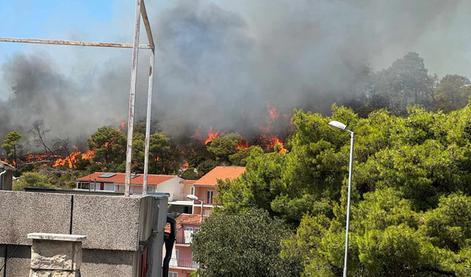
<box><xmin>167</xmin><ymin>214</ymin><xmax>202</xmax><ymax>277</ymax></box>
<box><xmin>168</xmin><ymin>166</ymin><xmax>246</xmax><ymax>277</ymax></box>
<box><xmin>190</xmin><ymin>166</ymin><xmax>246</xmax><ymax>218</ymax></box>
<box><xmin>0</xmin><ymin>160</ymin><xmax>15</xmax><ymax>190</ymax></box>
<box><xmin>76</xmin><ymin>172</ymin><xmax>183</xmax><ymax>201</ymax></box>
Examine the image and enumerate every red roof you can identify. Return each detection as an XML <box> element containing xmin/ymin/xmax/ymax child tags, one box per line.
<box><xmin>182</xmin><ymin>179</ymin><xmax>196</xmax><ymax>185</ymax></box>
<box><xmin>194</xmin><ymin>166</ymin><xmax>245</xmax><ymax>186</ymax></box>
<box><xmin>77</xmin><ymin>172</ymin><xmax>176</xmax><ymax>186</ymax></box>
<box><xmin>165</xmin><ymin>213</ymin><xmax>202</xmax><ymax>232</ymax></box>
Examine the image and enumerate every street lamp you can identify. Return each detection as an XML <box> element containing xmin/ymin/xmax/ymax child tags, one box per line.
<box><xmin>328</xmin><ymin>120</ymin><xmax>354</xmax><ymax>277</ymax></box>
<box><xmin>186</xmin><ymin>194</ymin><xmax>204</xmax><ymax>223</ymax></box>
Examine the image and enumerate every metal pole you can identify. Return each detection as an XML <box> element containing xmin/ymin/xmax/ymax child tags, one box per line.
<box><xmin>343</xmin><ymin>131</ymin><xmax>354</xmax><ymax>277</ymax></box>
<box><xmin>142</xmin><ymin>50</ymin><xmax>155</xmax><ymax>195</ymax></box>
<box><xmin>200</xmin><ymin>200</ymin><xmax>204</xmax><ymax>223</ymax></box>
<box><xmin>124</xmin><ymin>0</ymin><xmax>143</xmax><ymax>197</ymax></box>
<box><xmin>0</xmin><ymin>37</ymin><xmax>150</xmax><ymax>49</ymax></box>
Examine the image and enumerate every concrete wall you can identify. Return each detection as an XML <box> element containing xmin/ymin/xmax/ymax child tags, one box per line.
<box><xmin>0</xmin><ymin>191</ymin><xmax>72</xmax><ymax>246</ymax></box>
<box><xmin>0</xmin><ymin>190</ymin><xmax>167</xmax><ymax>277</ymax></box>
<box><xmin>0</xmin><ymin>245</ymin><xmax>31</xmax><ymax>276</ymax></box>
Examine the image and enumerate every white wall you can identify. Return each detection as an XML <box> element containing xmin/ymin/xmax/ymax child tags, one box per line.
<box><xmin>155</xmin><ymin>177</ymin><xmax>183</xmax><ymax>201</ymax></box>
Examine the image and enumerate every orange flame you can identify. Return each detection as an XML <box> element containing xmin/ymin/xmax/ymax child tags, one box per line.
<box><xmin>53</xmin><ymin>151</ymin><xmax>80</xmax><ymax>168</ymax></box>
<box><xmin>264</xmin><ymin>136</ymin><xmax>287</xmax><ymax>154</ymax></box>
<box><xmin>236</xmin><ymin>139</ymin><xmax>249</xmax><ymax>151</ymax></box>
<box><xmin>81</xmin><ymin>150</ymin><xmax>96</xmax><ymax>161</ymax></box>
<box><xmin>204</xmin><ymin>128</ymin><xmax>221</xmax><ymax>145</ymax></box>
<box><xmin>25</xmin><ymin>152</ymin><xmax>55</xmax><ymax>162</ymax></box>
<box><xmin>53</xmin><ymin>149</ymin><xmax>96</xmax><ymax>169</ymax></box>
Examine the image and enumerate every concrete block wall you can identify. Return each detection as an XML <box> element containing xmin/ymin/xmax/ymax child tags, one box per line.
<box><xmin>0</xmin><ymin>190</ymin><xmax>166</xmax><ymax>277</ymax></box>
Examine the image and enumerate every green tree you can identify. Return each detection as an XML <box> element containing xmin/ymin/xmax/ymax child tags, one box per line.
<box><xmin>433</xmin><ymin>75</ymin><xmax>471</xmax><ymax>112</ymax></box>
<box><xmin>372</xmin><ymin>52</ymin><xmax>434</xmax><ymax>113</ymax></box>
<box><xmin>88</xmin><ymin>127</ymin><xmax>126</xmax><ymax>171</ymax></box>
<box><xmin>206</xmin><ymin>133</ymin><xmax>241</xmax><ymax>162</ymax></box>
<box><xmin>229</xmin><ymin>146</ymin><xmax>257</xmax><ymax>166</ymax></box>
<box><xmin>192</xmin><ymin>209</ymin><xmax>301</xmax><ymax>277</ymax></box>
<box><xmin>14</xmin><ymin>172</ymin><xmax>54</xmax><ymax>191</ymax></box>
<box><xmin>149</xmin><ymin>132</ymin><xmax>179</xmax><ymax>174</ymax></box>
<box><xmin>180</xmin><ymin>167</ymin><xmax>199</xmax><ymax>180</ymax></box>
<box><xmin>218</xmin><ymin>104</ymin><xmax>471</xmax><ymax>275</ymax></box>
<box><xmin>2</xmin><ymin>131</ymin><xmax>22</xmax><ymax>165</ymax></box>
<box><xmin>283</xmin><ymin>189</ymin><xmax>467</xmax><ymax>276</ymax></box>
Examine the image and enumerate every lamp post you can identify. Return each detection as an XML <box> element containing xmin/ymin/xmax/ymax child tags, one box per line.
<box><xmin>328</xmin><ymin>120</ymin><xmax>354</xmax><ymax>277</ymax></box>
<box><xmin>186</xmin><ymin>194</ymin><xmax>204</xmax><ymax>223</ymax></box>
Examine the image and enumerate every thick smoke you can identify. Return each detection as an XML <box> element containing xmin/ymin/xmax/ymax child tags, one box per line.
<box><xmin>0</xmin><ymin>0</ymin><xmax>467</xmax><ymax>142</ymax></box>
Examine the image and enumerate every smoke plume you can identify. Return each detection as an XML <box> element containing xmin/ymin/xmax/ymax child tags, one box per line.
<box><xmin>0</xmin><ymin>0</ymin><xmax>467</xmax><ymax>142</ymax></box>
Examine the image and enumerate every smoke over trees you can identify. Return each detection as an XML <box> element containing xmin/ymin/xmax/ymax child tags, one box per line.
<box><xmin>1</xmin><ymin>0</ymin><xmax>470</xmax><ymax>144</ymax></box>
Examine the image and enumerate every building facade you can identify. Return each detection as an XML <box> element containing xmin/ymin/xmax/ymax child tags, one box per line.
<box><xmin>76</xmin><ymin>172</ymin><xmax>183</xmax><ymax>201</ymax></box>
<box><xmin>168</xmin><ymin>166</ymin><xmax>246</xmax><ymax>277</ymax></box>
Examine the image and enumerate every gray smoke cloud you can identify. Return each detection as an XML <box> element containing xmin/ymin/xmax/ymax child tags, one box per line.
<box><xmin>0</xmin><ymin>0</ymin><xmax>468</xmax><ymax>143</ymax></box>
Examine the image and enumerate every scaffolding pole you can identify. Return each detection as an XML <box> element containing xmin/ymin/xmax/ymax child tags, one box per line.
<box><xmin>0</xmin><ymin>37</ymin><xmax>150</xmax><ymax>49</ymax></box>
<box><xmin>124</xmin><ymin>0</ymin><xmax>144</xmax><ymax>197</ymax></box>
<box><xmin>143</xmin><ymin>50</ymin><xmax>155</xmax><ymax>195</ymax></box>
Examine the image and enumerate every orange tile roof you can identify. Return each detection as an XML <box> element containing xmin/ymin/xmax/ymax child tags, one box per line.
<box><xmin>182</xmin><ymin>179</ymin><xmax>197</xmax><ymax>185</ymax></box>
<box><xmin>77</xmin><ymin>172</ymin><xmax>176</xmax><ymax>186</ymax></box>
<box><xmin>176</xmin><ymin>213</ymin><xmax>202</xmax><ymax>228</ymax></box>
<box><xmin>165</xmin><ymin>213</ymin><xmax>202</xmax><ymax>232</ymax></box>
<box><xmin>194</xmin><ymin>166</ymin><xmax>245</xmax><ymax>186</ymax></box>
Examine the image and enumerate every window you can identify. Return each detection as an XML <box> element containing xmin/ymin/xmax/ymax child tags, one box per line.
<box><xmin>169</xmin><ymin>272</ymin><xmax>178</xmax><ymax>277</ymax></box>
<box><xmin>77</xmin><ymin>182</ymin><xmax>90</xmax><ymax>189</ymax></box>
<box><xmin>184</xmin><ymin>227</ymin><xmax>195</xmax><ymax>244</ymax></box>
<box><xmin>207</xmin><ymin>190</ymin><xmax>214</xmax><ymax>204</ymax></box>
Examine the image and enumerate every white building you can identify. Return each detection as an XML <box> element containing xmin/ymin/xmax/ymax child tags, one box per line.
<box><xmin>76</xmin><ymin>172</ymin><xmax>184</xmax><ymax>201</ymax></box>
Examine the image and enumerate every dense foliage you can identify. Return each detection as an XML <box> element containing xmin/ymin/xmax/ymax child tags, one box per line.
<box><xmin>214</xmin><ymin>105</ymin><xmax>471</xmax><ymax>276</ymax></box>
<box><xmin>192</xmin><ymin>209</ymin><xmax>301</xmax><ymax>277</ymax></box>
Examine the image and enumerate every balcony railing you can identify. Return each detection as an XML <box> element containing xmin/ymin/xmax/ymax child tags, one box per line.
<box><xmin>176</xmin><ymin>236</ymin><xmax>192</xmax><ymax>245</ymax></box>
<box><xmin>170</xmin><ymin>258</ymin><xmax>199</xmax><ymax>269</ymax></box>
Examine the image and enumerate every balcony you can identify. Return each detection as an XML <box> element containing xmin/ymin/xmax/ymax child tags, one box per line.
<box><xmin>170</xmin><ymin>258</ymin><xmax>199</xmax><ymax>269</ymax></box>
<box><xmin>176</xmin><ymin>236</ymin><xmax>191</xmax><ymax>245</ymax></box>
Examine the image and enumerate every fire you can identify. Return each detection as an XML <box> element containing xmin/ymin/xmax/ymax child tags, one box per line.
<box><xmin>263</xmin><ymin>136</ymin><xmax>287</xmax><ymax>154</ymax></box>
<box><xmin>81</xmin><ymin>150</ymin><xmax>96</xmax><ymax>161</ymax></box>
<box><xmin>204</xmin><ymin>128</ymin><xmax>221</xmax><ymax>145</ymax></box>
<box><xmin>53</xmin><ymin>151</ymin><xmax>80</xmax><ymax>168</ymax></box>
<box><xmin>236</xmin><ymin>139</ymin><xmax>249</xmax><ymax>151</ymax></box>
<box><xmin>25</xmin><ymin>152</ymin><xmax>56</xmax><ymax>163</ymax></box>
<box><xmin>53</xmin><ymin>149</ymin><xmax>96</xmax><ymax>169</ymax></box>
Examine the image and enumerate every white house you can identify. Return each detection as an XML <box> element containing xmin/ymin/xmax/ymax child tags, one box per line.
<box><xmin>76</xmin><ymin>172</ymin><xmax>184</xmax><ymax>201</ymax></box>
